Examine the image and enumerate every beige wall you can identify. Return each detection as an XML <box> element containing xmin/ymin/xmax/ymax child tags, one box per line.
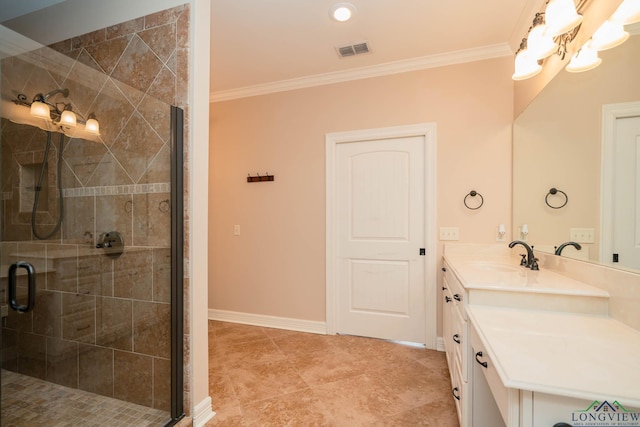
<box><xmin>209</xmin><ymin>56</ymin><xmax>514</xmax><ymax>334</ymax></box>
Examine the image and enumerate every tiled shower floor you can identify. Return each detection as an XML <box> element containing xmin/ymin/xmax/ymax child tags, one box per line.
<box><xmin>1</xmin><ymin>370</ymin><xmax>169</xmax><ymax>427</ymax></box>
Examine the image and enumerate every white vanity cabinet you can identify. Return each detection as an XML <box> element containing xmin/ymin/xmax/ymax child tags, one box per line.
<box><xmin>441</xmin><ymin>251</ymin><xmax>640</xmax><ymax>427</ymax></box>
<box><xmin>442</xmin><ymin>261</ymin><xmax>471</xmax><ymax>426</ymax></box>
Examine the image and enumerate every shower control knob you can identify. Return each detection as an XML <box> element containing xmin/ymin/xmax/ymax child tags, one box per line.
<box><xmin>96</xmin><ymin>231</ymin><xmax>124</xmax><ymax>258</ymax></box>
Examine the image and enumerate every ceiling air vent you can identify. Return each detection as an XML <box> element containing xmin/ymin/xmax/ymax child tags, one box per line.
<box><xmin>336</xmin><ymin>41</ymin><xmax>371</xmax><ymax>58</ymax></box>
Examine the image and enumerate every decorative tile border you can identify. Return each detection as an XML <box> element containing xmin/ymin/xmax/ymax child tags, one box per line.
<box><xmin>63</xmin><ymin>182</ymin><xmax>170</xmax><ymax>198</ymax></box>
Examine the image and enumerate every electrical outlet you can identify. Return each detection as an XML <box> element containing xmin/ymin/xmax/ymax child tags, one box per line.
<box><xmin>439</xmin><ymin>227</ymin><xmax>459</xmax><ymax>241</ymax></box>
<box><xmin>570</xmin><ymin>228</ymin><xmax>595</xmax><ymax>243</ymax></box>
<box><xmin>233</xmin><ymin>225</ymin><xmax>241</xmax><ymax>236</ymax></box>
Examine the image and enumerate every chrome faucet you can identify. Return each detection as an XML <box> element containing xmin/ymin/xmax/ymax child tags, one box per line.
<box><xmin>554</xmin><ymin>241</ymin><xmax>582</xmax><ymax>256</ymax></box>
<box><xmin>509</xmin><ymin>240</ymin><xmax>539</xmax><ymax>270</ymax></box>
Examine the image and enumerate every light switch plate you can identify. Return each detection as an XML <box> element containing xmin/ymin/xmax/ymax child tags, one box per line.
<box><xmin>440</xmin><ymin>227</ymin><xmax>459</xmax><ymax>241</ymax></box>
<box><xmin>570</xmin><ymin>227</ymin><xmax>595</xmax><ymax>243</ymax></box>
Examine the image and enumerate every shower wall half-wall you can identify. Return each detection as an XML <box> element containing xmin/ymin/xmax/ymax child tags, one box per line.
<box><xmin>1</xmin><ymin>4</ymin><xmax>189</xmax><ymax>412</ymax></box>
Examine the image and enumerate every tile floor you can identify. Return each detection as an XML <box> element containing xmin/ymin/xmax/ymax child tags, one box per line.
<box><xmin>0</xmin><ymin>369</ymin><xmax>169</xmax><ymax>426</ymax></box>
<box><xmin>205</xmin><ymin>321</ymin><xmax>459</xmax><ymax>426</ymax></box>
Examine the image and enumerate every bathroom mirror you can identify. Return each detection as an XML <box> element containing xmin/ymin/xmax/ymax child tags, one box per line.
<box><xmin>513</xmin><ymin>29</ymin><xmax>640</xmax><ymax>272</ymax></box>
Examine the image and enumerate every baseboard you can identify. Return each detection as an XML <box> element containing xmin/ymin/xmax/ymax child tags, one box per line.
<box><xmin>208</xmin><ymin>309</ymin><xmax>327</xmax><ymax>335</ymax></box>
<box><xmin>192</xmin><ymin>396</ymin><xmax>215</xmax><ymax>427</ymax></box>
<box><xmin>437</xmin><ymin>336</ymin><xmax>445</xmax><ymax>352</ymax></box>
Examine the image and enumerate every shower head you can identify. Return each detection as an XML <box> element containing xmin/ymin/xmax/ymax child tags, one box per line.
<box><xmin>42</xmin><ymin>88</ymin><xmax>69</xmax><ymax>101</ymax></box>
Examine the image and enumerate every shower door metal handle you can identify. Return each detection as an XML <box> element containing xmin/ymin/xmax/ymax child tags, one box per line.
<box><xmin>8</xmin><ymin>261</ymin><xmax>37</xmax><ymax>313</ymax></box>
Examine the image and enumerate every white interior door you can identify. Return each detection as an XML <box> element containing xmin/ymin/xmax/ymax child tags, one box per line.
<box><xmin>335</xmin><ymin>135</ymin><xmax>426</xmax><ymax>343</ymax></box>
<box><xmin>612</xmin><ymin>115</ymin><xmax>640</xmax><ymax>269</ymax></box>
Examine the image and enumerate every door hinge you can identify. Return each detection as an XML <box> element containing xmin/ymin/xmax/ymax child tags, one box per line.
<box><xmin>419</xmin><ymin>248</ymin><xmax>426</xmax><ymax>256</ymax></box>
<box><xmin>613</xmin><ymin>253</ymin><xmax>619</xmax><ymax>263</ymax></box>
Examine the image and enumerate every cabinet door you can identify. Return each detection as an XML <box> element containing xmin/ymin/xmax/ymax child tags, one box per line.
<box><xmin>442</xmin><ymin>276</ymin><xmax>454</xmax><ymax>372</ymax></box>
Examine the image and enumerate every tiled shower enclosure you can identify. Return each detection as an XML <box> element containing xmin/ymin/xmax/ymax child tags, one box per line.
<box><xmin>1</xmin><ymin>4</ymin><xmax>189</xmax><ymax>424</ymax></box>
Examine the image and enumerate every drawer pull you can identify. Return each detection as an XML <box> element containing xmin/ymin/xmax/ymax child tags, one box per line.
<box><xmin>445</xmin><ymin>296</ymin><xmax>452</xmax><ymax>303</ymax></box>
<box><xmin>452</xmin><ymin>334</ymin><xmax>461</xmax><ymax>344</ymax></box>
<box><xmin>442</xmin><ymin>267</ymin><xmax>447</xmax><ymax>272</ymax></box>
<box><xmin>453</xmin><ymin>294</ymin><xmax>462</xmax><ymax>302</ymax></box>
<box><xmin>442</xmin><ymin>286</ymin><xmax>447</xmax><ymax>291</ymax></box>
<box><xmin>452</xmin><ymin>387</ymin><xmax>460</xmax><ymax>401</ymax></box>
<box><xmin>475</xmin><ymin>351</ymin><xmax>488</xmax><ymax>368</ymax></box>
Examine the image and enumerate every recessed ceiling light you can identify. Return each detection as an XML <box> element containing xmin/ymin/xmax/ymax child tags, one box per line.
<box><xmin>330</xmin><ymin>3</ymin><xmax>356</xmax><ymax>22</ymax></box>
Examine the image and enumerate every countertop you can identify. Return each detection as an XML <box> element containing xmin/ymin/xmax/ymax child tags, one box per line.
<box><xmin>467</xmin><ymin>305</ymin><xmax>640</xmax><ymax>408</ymax></box>
<box><xmin>444</xmin><ymin>253</ymin><xmax>609</xmax><ymax>298</ymax></box>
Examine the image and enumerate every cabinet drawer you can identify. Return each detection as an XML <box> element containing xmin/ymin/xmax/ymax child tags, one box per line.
<box><xmin>452</xmin><ymin>302</ymin><xmax>468</xmax><ymax>381</ymax></box>
<box><xmin>452</xmin><ymin>358</ymin><xmax>466</xmax><ymax>424</ymax></box>
<box><xmin>442</xmin><ymin>261</ymin><xmax>466</xmax><ymax>319</ymax></box>
<box><xmin>470</xmin><ymin>324</ymin><xmax>510</xmax><ymax>425</ymax></box>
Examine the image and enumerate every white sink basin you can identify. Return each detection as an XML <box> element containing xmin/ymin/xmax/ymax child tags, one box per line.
<box><xmin>468</xmin><ymin>262</ymin><xmax>523</xmax><ymax>273</ymax></box>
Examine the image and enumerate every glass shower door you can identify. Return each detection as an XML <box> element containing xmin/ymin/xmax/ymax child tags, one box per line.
<box><xmin>0</xmin><ymin>5</ymin><xmax>186</xmax><ymax>423</ymax></box>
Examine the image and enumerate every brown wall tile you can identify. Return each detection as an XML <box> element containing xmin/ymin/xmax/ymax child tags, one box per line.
<box><xmin>133</xmin><ymin>301</ymin><xmax>170</xmax><ymax>358</ymax></box>
<box><xmin>33</xmin><ymin>290</ymin><xmax>62</xmax><ymax>338</ymax></box>
<box><xmin>96</xmin><ymin>296</ymin><xmax>132</xmax><ymax>351</ymax></box>
<box><xmin>18</xmin><ymin>331</ymin><xmax>46</xmax><ymax>379</ymax></box>
<box><xmin>62</xmin><ymin>293</ymin><xmax>96</xmax><ymax>343</ymax></box>
<box><xmin>114</xmin><ymin>350</ymin><xmax>153</xmax><ymax>406</ymax></box>
<box><xmin>153</xmin><ymin>357</ymin><xmax>171</xmax><ymax>410</ymax></box>
<box><xmin>46</xmin><ymin>337</ymin><xmax>78</xmax><ymax>388</ymax></box>
<box><xmin>79</xmin><ymin>343</ymin><xmax>113</xmax><ymax>396</ymax></box>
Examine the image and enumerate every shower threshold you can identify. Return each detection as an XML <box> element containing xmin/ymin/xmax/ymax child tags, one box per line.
<box><xmin>1</xmin><ymin>370</ymin><xmax>169</xmax><ymax>426</ymax></box>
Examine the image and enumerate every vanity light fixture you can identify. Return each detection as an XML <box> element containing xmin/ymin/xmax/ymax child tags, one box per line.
<box><xmin>514</xmin><ymin>0</ymin><xmax>637</xmax><ymax>79</ymax></box>
<box><xmin>14</xmin><ymin>87</ymin><xmax>100</xmax><ymax>135</ymax></box>
<box><xmin>330</xmin><ymin>3</ymin><xmax>356</xmax><ymax>22</ymax></box>
<box><xmin>512</xmin><ymin>0</ymin><xmax>583</xmax><ymax>81</ymax></box>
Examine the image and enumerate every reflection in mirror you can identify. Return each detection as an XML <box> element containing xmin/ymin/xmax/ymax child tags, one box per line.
<box><xmin>513</xmin><ymin>30</ymin><xmax>640</xmax><ymax>272</ymax></box>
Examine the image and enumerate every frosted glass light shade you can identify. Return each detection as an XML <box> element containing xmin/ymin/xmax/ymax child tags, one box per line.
<box><xmin>566</xmin><ymin>43</ymin><xmax>601</xmax><ymax>72</ymax></box>
<box><xmin>591</xmin><ymin>20</ymin><xmax>629</xmax><ymax>51</ymax></box>
<box><xmin>545</xmin><ymin>0</ymin><xmax>583</xmax><ymax>37</ymax></box>
<box><xmin>512</xmin><ymin>50</ymin><xmax>542</xmax><ymax>80</ymax></box>
<box><xmin>30</xmin><ymin>101</ymin><xmax>50</xmax><ymax>119</ymax></box>
<box><xmin>527</xmin><ymin>24</ymin><xmax>557</xmax><ymax>59</ymax></box>
<box><xmin>85</xmin><ymin>118</ymin><xmax>100</xmax><ymax>135</ymax></box>
<box><xmin>612</xmin><ymin>0</ymin><xmax>640</xmax><ymax>25</ymax></box>
<box><xmin>60</xmin><ymin>110</ymin><xmax>77</xmax><ymax>127</ymax></box>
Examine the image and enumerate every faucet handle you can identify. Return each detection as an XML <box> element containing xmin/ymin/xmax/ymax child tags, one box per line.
<box><xmin>530</xmin><ymin>257</ymin><xmax>539</xmax><ymax>271</ymax></box>
<box><xmin>519</xmin><ymin>254</ymin><xmax>527</xmax><ymax>266</ymax></box>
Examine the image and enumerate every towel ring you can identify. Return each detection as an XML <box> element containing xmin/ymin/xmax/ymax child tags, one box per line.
<box><xmin>545</xmin><ymin>188</ymin><xmax>568</xmax><ymax>209</ymax></box>
<box><xmin>464</xmin><ymin>190</ymin><xmax>484</xmax><ymax>210</ymax></box>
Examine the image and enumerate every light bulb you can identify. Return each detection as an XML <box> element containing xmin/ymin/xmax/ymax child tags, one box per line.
<box><xmin>60</xmin><ymin>109</ymin><xmax>77</xmax><ymax>127</ymax></box>
<box><xmin>611</xmin><ymin>0</ymin><xmax>640</xmax><ymax>25</ymax></box>
<box><xmin>85</xmin><ymin>118</ymin><xmax>100</xmax><ymax>135</ymax></box>
<box><xmin>30</xmin><ymin>101</ymin><xmax>51</xmax><ymax>120</ymax></box>
<box><xmin>512</xmin><ymin>49</ymin><xmax>542</xmax><ymax>81</ymax></box>
<box><xmin>591</xmin><ymin>20</ymin><xmax>629</xmax><ymax>51</ymax></box>
<box><xmin>544</xmin><ymin>0</ymin><xmax>583</xmax><ymax>37</ymax></box>
<box><xmin>527</xmin><ymin>24</ymin><xmax>557</xmax><ymax>60</ymax></box>
<box><xmin>330</xmin><ymin>3</ymin><xmax>355</xmax><ymax>22</ymax></box>
<box><xmin>566</xmin><ymin>42</ymin><xmax>601</xmax><ymax>73</ymax></box>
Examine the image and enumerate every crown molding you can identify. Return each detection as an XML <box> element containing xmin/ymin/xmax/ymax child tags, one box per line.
<box><xmin>210</xmin><ymin>43</ymin><xmax>513</xmax><ymax>102</ymax></box>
